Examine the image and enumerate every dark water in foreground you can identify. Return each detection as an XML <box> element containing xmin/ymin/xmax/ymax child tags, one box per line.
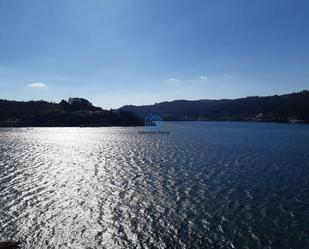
<box><xmin>0</xmin><ymin>122</ymin><xmax>308</xmax><ymax>249</ymax></box>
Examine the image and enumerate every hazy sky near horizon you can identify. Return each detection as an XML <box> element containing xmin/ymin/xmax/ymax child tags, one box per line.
<box><xmin>0</xmin><ymin>0</ymin><xmax>308</xmax><ymax>108</ymax></box>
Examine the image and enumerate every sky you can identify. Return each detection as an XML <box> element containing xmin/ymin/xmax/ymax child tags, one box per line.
<box><xmin>0</xmin><ymin>0</ymin><xmax>308</xmax><ymax>109</ymax></box>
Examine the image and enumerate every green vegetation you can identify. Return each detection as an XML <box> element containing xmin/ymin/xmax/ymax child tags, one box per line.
<box><xmin>0</xmin><ymin>98</ymin><xmax>142</xmax><ymax>127</ymax></box>
<box><xmin>120</xmin><ymin>90</ymin><xmax>309</xmax><ymax>124</ymax></box>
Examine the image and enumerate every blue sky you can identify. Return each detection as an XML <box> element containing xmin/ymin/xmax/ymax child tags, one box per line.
<box><xmin>0</xmin><ymin>0</ymin><xmax>308</xmax><ymax>108</ymax></box>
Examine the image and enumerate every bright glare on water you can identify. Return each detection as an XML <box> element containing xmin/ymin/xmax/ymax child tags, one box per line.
<box><xmin>0</xmin><ymin>122</ymin><xmax>309</xmax><ymax>249</ymax></box>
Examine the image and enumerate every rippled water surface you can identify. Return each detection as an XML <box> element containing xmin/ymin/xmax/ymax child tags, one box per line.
<box><xmin>0</xmin><ymin>122</ymin><xmax>309</xmax><ymax>249</ymax></box>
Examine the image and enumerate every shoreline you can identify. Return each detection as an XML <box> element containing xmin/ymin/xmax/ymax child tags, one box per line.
<box><xmin>0</xmin><ymin>119</ymin><xmax>308</xmax><ymax>128</ymax></box>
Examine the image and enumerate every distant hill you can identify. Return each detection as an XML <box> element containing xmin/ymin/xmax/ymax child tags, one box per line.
<box><xmin>119</xmin><ymin>90</ymin><xmax>309</xmax><ymax>124</ymax></box>
<box><xmin>0</xmin><ymin>98</ymin><xmax>142</xmax><ymax>127</ymax></box>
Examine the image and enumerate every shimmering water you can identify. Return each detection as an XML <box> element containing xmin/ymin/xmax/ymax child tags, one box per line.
<box><xmin>0</xmin><ymin>122</ymin><xmax>309</xmax><ymax>249</ymax></box>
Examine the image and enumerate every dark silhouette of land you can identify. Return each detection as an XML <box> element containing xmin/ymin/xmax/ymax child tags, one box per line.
<box><xmin>120</xmin><ymin>90</ymin><xmax>309</xmax><ymax>124</ymax></box>
<box><xmin>0</xmin><ymin>98</ymin><xmax>142</xmax><ymax>127</ymax></box>
<box><xmin>1</xmin><ymin>91</ymin><xmax>309</xmax><ymax>127</ymax></box>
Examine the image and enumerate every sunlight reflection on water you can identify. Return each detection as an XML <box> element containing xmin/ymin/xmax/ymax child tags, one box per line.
<box><xmin>0</xmin><ymin>123</ymin><xmax>309</xmax><ymax>249</ymax></box>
